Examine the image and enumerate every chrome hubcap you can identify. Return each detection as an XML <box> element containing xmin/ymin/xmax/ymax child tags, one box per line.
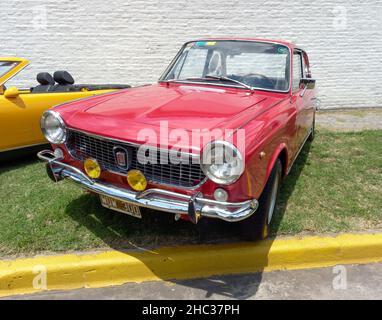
<box><xmin>267</xmin><ymin>173</ymin><xmax>279</xmax><ymax>224</ymax></box>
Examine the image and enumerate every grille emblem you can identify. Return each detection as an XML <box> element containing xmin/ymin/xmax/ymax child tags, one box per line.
<box><xmin>113</xmin><ymin>146</ymin><xmax>129</xmax><ymax>169</ymax></box>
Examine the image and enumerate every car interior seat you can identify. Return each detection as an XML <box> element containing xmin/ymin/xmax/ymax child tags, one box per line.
<box><xmin>207</xmin><ymin>52</ymin><xmax>223</xmax><ymax>76</ymax></box>
<box><xmin>31</xmin><ymin>72</ymin><xmax>55</xmax><ymax>93</ymax></box>
<box><xmin>51</xmin><ymin>71</ymin><xmax>75</xmax><ymax>92</ymax></box>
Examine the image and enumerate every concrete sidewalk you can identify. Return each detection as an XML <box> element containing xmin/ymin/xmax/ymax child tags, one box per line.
<box><xmin>6</xmin><ymin>262</ymin><xmax>382</xmax><ymax>300</ymax></box>
<box><xmin>316</xmin><ymin>108</ymin><xmax>382</xmax><ymax>131</ymax></box>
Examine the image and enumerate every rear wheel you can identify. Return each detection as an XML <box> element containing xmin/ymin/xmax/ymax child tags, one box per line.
<box><xmin>239</xmin><ymin>159</ymin><xmax>282</xmax><ymax>241</ymax></box>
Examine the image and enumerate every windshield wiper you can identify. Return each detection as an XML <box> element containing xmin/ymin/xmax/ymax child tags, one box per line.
<box><xmin>203</xmin><ymin>75</ymin><xmax>253</xmax><ymax>91</ymax></box>
<box><xmin>161</xmin><ymin>76</ymin><xmax>254</xmax><ymax>91</ymax></box>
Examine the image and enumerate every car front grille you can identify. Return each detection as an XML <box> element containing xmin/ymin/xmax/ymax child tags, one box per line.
<box><xmin>66</xmin><ymin>129</ymin><xmax>206</xmax><ymax>188</ymax></box>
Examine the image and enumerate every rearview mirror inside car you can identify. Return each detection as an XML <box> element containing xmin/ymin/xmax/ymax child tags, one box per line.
<box><xmin>4</xmin><ymin>86</ymin><xmax>20</xmax><ymax>98</ymax></box>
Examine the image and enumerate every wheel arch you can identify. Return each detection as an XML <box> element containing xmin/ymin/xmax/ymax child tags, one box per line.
<box><xmin>265</xmin><ymin>143</ymin><xmax>289</xmax><ymax>182</ymax></box>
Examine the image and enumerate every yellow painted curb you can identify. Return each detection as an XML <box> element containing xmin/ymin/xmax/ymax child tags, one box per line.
<box><xmin>1</xmin><ymin>233</ymin><xmax>382</xmax><ymax>297</ymax></box>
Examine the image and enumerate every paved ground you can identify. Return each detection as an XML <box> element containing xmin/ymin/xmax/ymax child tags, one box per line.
<box><xmin>5</xmin><ymin>262</ymin><xmax>382</xmax><ymax>300</ymax></box>
<box><xmin>316</xmin><ymin>108</ymin><xmax>382</xmax><ymax>131</ymax></box>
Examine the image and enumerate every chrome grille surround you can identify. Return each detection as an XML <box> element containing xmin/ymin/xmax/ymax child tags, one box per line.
<box><xmin>65</xmin><ymin>129</ymin><xmax>206</xmax><ymax>188</ymax></box>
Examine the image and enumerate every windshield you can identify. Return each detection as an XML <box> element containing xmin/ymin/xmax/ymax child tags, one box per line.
<box><xmin>161</xmin><ymin>41</ymin><xmax>291</xmax><ymax>92</ymax></box>
<box><xmin>0</xmin><ymin>61</ymin><xmax>19</xmax><ymax>78</ymax></box>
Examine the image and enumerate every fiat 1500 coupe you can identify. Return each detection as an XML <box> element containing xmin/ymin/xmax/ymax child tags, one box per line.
<box><xmin>38</xmin><ymin>38</ymin><xmax>316</xmax><ymax>240</ymax></box>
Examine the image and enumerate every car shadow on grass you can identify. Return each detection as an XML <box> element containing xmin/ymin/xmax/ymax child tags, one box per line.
<box><xmin>0</xmin><ymin>145</ymin><xmax>48</xmax><ymax>169</ymax></box>
<box><xmin>65</xmin><ymin>140</ymin><xmax>312</xmax><ymax>299</ymax></box>
<box><xmin>0</xmin><ymin>152</ymin><xmax>39</xmax><ymax>176</ymax></box>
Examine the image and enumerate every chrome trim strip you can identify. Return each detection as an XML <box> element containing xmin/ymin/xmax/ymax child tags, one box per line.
<box><xmin>300</xmin><ymin>86</ymin><xmax>308</xmax><ymax>97</ymax></box>
<box><xmin>37</xmin><ymin>150</ymin><xmax>258</xmax><ymax>222</ymax></box>
<box><xmin>37</xmin><ymin>150</ymin><xmax>94</xmax><ymax>184</ymax></box>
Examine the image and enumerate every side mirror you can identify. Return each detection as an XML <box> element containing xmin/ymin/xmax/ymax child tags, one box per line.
<box><xmin>299</xmin><ymin>78</ymin><xmax>316</xmax><ymax>90</ymax></box>
<box><xmin>4</xmin><ymin>86</ymin><xmax>20</xmax><ymax>98</ymax></box>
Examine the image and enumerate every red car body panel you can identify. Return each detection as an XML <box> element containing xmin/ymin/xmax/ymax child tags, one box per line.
<box><xmin>52</xmin><ymin>38</ymin><xmax>316</xmax><ymax>203</ymax></box>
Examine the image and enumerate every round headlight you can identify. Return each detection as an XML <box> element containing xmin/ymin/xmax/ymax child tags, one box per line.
<box><xmin>40</xmin><ymin>110</ymin><xmax>67</xmax><ymax>144</ymax></box>
<box><xmin>201</xmin><ymin>141</ymin><xmax>244</xmax><ymax>185</ymax></box>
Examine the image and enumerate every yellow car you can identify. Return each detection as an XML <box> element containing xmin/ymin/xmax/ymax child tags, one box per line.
<box><xmin>0</xmin><ymin>57</ymin><xmax>130</xmax><ymax>155</ymax></box>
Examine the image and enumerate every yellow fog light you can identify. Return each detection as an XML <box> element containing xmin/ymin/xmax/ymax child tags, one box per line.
<box><xmin>84</xmin><ymin>158</ymin><xmax>101</xmax><ymax>179</ymax></box>
<box><xmin>127</xmin><ymin>169</ymin><xmax>147</xmax><ymax>191</ymax></box>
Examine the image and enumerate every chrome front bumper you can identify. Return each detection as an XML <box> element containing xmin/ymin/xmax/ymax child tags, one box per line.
<box><xmin>37</xmin><ymin>150</ymin><xmax>258</xmax><ymax>223</ymax></box>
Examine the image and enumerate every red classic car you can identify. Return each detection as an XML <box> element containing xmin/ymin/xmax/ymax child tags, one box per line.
<box><xmin>38</xmin><ymin>38</ymin><xmax>316</xmax><ymax>240</ymax></box>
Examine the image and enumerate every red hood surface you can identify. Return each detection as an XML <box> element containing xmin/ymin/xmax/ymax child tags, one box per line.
<box><xmin>56</xmin><ymin>83</ymin><xmax>286</xmax><ymax>151</ymax></box>
<box><xmin>83</xmin><ymin>84</ymin><xmax>266</xmax><ymax>130</ymax></box>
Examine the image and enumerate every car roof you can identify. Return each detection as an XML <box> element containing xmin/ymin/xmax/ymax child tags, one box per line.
<box><xmin>188</xmin><ymin>37</ymin><xmax>297</xmax><ymax>49</ymax></box>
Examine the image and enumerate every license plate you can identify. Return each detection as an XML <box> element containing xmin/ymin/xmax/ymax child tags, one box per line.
<box><xmin>99</xmin><ymin>195</ymin><xmax>142</xmax><ymax>218</ymax></box>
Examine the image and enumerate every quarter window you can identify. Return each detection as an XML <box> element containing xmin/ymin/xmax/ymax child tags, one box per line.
<box><xmin>292</xmin><ymin>52</ymin><xmax>303</xmax><ymax>91</ymax></box>
<box><xmin>302</xmin><ymin>51</ymin><xmax>311</xmax><ymax>78</ymax></box>
<box><xmin>174</xmin><ymin>48</ymin><xmax>209</xmax><ymax>79</ymax></box>
<box><xmin>0</xmin><ymin>61</ymin><xmax>18</xmax><ymax>78</ymax></box>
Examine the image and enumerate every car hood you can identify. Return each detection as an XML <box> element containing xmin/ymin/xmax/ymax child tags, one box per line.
<box><xmin>57</xmin><ymin>83</ymin><xmax>284</xmax><ymax>151</ymax></box>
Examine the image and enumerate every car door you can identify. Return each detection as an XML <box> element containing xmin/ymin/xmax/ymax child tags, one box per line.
<box><xmin>0</xmin><ymin>91</ymin><xmax>52</xmax><ymax>151</ymax></box>
<box><xmin>290</xmin><ymin>50</ymin><xmax>309</xmax><ymax>149</ymax></box>
<box><xmin>0</xmin><ymin>57</ymin><xmax>34</xmax><ymax>151</ymax></box>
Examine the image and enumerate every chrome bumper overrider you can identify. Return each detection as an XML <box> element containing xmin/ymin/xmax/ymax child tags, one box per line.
<box><xmin>37</xmin><ymin>150</ymin><xmax>258</xmax><ymax>223</ymax></box>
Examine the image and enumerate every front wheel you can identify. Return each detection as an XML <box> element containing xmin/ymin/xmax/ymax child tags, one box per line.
<box><xmin>239</xmin><ymin>159</ymin><xmax>282</xmax><ymax>241</ymax></box>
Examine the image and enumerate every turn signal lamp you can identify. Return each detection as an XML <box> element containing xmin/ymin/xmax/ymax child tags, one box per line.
<box><xmin>84</xmin><ymin>158</ymin><xmax>101</xmax><ymax>179</ymax></box>
<box><xmin>127</xmin><ymin>169</ymin><xmax>147</xmax><ymax>191</ymax></box>
<box><xmin>213</xmin><ymin>188</ymin><xmax>228</xmax><ymax>202</ymax></box>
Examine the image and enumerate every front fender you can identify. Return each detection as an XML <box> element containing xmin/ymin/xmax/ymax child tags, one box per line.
<box><xmin>265</xmin><ymin>143</ymin><xmax>288</xmax><ymax>181</ymax></box>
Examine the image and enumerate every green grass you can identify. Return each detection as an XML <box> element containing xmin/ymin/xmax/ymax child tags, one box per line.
<box><xmin>0</xmin><ymin>130</ymin><xmax>381</xmax><ymax>256</ymax></box>
<box><xmin>271</xmin><ymin>130</ymin><xmax>382</xmax><ymax>235</ymax></box>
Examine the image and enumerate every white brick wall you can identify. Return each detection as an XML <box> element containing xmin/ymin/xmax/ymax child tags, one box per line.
<box><xmin>1</xmin><ymin>0</ymin><xmax>381</xmax><ymax>109</ymax></box>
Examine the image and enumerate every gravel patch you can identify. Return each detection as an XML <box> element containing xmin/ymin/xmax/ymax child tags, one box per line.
<box><xmin>316</xmin><ymin>108</ymin><xmax>382</xmax><ymax>131</ymax></box>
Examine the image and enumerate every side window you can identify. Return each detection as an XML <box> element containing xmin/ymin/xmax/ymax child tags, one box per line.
<box><xmin>0</xmin><ymin>61</ymin><xmax>18</xmax><ymax>78</ymax></box>
<box><xmin>169</xmin><ymin>52</ymin><xmax>187</xmax><ymax>79</ymax></box>
<box><xmin>302</xmin><ymin>51</ymin><xmax>311</xmax><ymax>78</ymax></box>
<box><xmin>292</xmin><ymin>52</ymin><xmax>303</xmax><ymax>91</ymax></box>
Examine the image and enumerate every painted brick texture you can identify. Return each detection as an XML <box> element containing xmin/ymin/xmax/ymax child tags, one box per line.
<box><xmin>1</xmin><ymin>0</ymin><xmax>381</xmax><ymax>108</ymax></box>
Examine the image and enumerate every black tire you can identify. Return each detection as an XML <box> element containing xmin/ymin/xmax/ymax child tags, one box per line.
<box><xmin>308</xmin><ymin>113</ymin><xmax>315</xmax><ymax>142</ymax></box>
<box><xmin>239</xmin><ymin>159</ymin><xmax>282</xmax><ymax>241</ymax></box>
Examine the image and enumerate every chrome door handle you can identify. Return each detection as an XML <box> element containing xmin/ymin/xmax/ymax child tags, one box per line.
<box><xmin>300</xmin><ymin>86</ymin><xmax>307</xmax><ymax>97</ymax></box>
